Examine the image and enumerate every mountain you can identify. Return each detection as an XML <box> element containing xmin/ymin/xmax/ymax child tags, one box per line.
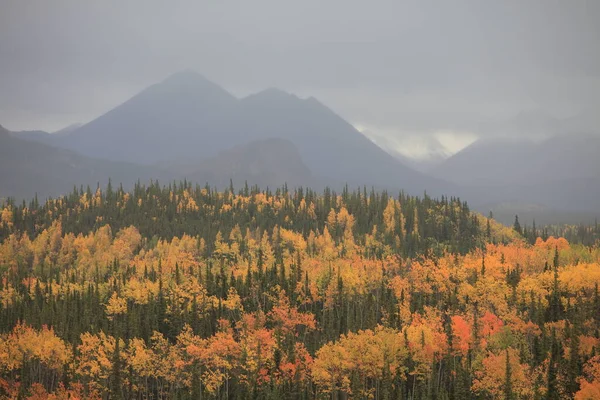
<box><xmin>432</xmin><ymin>133</ymin><xmax>600</xmax><ymax>211</ymax></box>
<box><xmin>9</xmin><ymin>122</ymin><xmax>82</xmax><ymax>145</ymax></box>
<box><xmin>505</xmin><ymin>110</ymin><xmax>564</xmax><ymax>139</ymax></box>
<box><xmin>58</xmin><ymin>70</ymin><xmax>237</xmax><ymax>164</ymax></box>
<box><xmin>53</xmin><ymin>122</ymin><xmax>83</xmax><ymax>136</ymax></box>
<box><xmin>476</xmin><ymin>110</ymin><xmax>565</xmax><ymax>141</ymax></box>
<box><xmin>232</xmin><ymin>89</ymin><xmax>447</xmax><ymax>192</ymax></box>
<box><xmin>183</xmin><ymin>138</ymin><xmax>318</xmax><ymax>190</ymax></box>
<box><xmin>46</xmin><ymin>71</ymin><xmax>449</xmax><ymax>195</ymax></box>
<box><xmin>1</xmin><ymin>126</ymin><xmax>313</xmax><ymax>200</ymax></box>
<box><xmin>432</xmin><ymin>133</ymin><xmax>600</xmax><ymax>186</ymax></box>
<box><xmin>10</xmin><ymin>129</ymin><xmax>55</xmax><ymax>146</ymax></box>
<box><xmin>0</xmin><ymin>124</ymin><xmax>168</xmax><ymax>201</ymax></box>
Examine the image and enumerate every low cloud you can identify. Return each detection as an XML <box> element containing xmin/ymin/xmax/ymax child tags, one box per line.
<box><xmin>1</xmin><ymin>0</ymin><xmax>598</xmax><ymax>143</ymax></box>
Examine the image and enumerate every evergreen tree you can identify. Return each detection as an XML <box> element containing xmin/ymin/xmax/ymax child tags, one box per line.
<box><xmin>513</xmin><ymin>215</ymin><xmax>522</xmax><ymax>235</ymax></box>
<box><xmin>546</xmin><ymin>329</ymin><xmax>560</xmax><ymax>400</ymax></box>
<box><xmin>504</xmin><ymin>349</ymin><xmax>513</xmax><ymax>400</ymax></box>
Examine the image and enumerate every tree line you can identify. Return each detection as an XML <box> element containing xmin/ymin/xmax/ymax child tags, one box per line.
<box><xmin>0</xmin><ymin>182</ymin><xmax>599</xmax><ymax>399</ymax></box>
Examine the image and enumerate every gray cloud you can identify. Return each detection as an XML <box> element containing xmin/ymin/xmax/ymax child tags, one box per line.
<box><xmin>1</xmin><ymin>0</ymin><xmax>599</xmax><ymax>155</ymax></box>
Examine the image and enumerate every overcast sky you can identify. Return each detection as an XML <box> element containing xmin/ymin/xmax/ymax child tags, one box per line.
<box><xmin>1</xmin><ymin>0</ymin><xmax>599</xmax><ymax>157</ymax></box>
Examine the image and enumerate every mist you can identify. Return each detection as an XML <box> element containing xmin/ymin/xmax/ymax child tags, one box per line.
<box><xmin>1</xmin><ymin>0</ymin><xmax>600</xmax><ymax>225</ymax></box>
<box><xmin>1</xmin><ymin>1</ymin><xmax>599</xmax><ymax>158</ymax></box>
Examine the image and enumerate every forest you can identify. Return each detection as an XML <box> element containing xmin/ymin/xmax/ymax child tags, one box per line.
<box><xmin>0</xmin><ymin>181</ymin><xmax>599</xmax><ymax>399</ymax></box>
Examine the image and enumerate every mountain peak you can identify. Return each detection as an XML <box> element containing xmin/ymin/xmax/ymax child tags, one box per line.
<box><xmin>262</xmin><ymin>87</ymin><xmax>290</xmax><ymax>95</ymax></box>
<box><xmin>244</xmin><ymin>87</ymin><xmax>299</xmax><ymax>103</ymax></box>
<box><xmin>147</xmin><ymin>70</ymin><xmax>235</xmax><ymax>101</ymax></box>
<box><xmin>161</xmin><ymin>69</ymin><xmax>211</xmax><ymax>85</ymax></box>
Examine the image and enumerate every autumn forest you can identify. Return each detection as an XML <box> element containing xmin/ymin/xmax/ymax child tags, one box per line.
<box><xmin>1</xmin><ymin>181</ymin><xmax>600</xmax><ymax>399</ymax></box>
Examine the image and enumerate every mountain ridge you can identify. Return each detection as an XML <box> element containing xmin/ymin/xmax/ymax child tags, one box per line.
<box><xmin>0</xmin><ymin>129</ymin><xmax>170</xmax><ymax>201</ymax></box>
<box><xmin>30</xmin><ymin>70</ymin><xmax>449</xmax><ymax>196</ymax></box>
<box><xmin>8</xmin><ymin>70</ymin><xmax>598</xmax><ymax>216</ymax></box>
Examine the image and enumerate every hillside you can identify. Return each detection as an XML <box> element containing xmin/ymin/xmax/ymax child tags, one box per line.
<box><xmin>1</xmin><ymin>182</ymin><xmax>599</xmax><ymax>399</ymax></box>
<box><xmin>59</xmin><ymin>70</ymin><xmax>238</xmax><ymax>164</ymax></box>
<box><xmin>432</xmin><ymin>133</ymin><xmax>600</xmax><ymax>186</ymax></box>
<box><xmin>10</xmin><ymin>129</ymin><xmax>55</xmax><ymax>146</ymax></box>
<box><xmin>28</xmin><ymin>71</ymin><xmax>451</xmax><ymax>196</ymax></box>
<box><xmin>0</xmin><ymin>125</ymin><xmax>168</xmax><ymax>200</ymax></box>
<box><xmin>185</xmin><ymin>138</ymin><xmax>318</xmax><ymax>190</ymax></box>
<box><xmin>1</xmin><ymin>124</ymin><xmax>321</xmax><ymax>200</ymax></box>
<box><xmin>9</xmin><ymin>71</ymin><xmax>599</xmax><ymax>214</ymax></box>
<box><xmin>432</xmin><ymin>133</ymin><xmax>600</xmax><ymax>212</ymax></box>
<box><xmin>232</xmin><ymin>89</ymin><xmax>446</xmax><ymax>192</ymax></box>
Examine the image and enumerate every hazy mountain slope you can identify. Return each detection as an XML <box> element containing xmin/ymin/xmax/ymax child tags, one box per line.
<box><xmin>433</xmin><ymin>133</ymin><xmax>600</xmax><ymax>211</ymax></box>
<box><xmin>53</xmin><ymin>122</ymin><xmax>83</xmax><ymax>136</ymax></box>
<box><xmin>228</xmin><ymin>89</ymin><xmax>449</xmax><ymax>194</ymax></box>
<box><xmin>9</xmin><ymin>123</ymin><xmax>82</xmax><ymax>145</ymax></box>
<box><xmin>46</xmin><ymin>71</ymin><xmax>450</xmax><ymax>195</ymax></box>
<box><xmin>430</xmin><ymin>138</ymin><xmax>534</xmax><ymax>186</ymax></box>
<box><xmin>432</xmin><ymin>134</ymin><xmax>600</xmax><ymax>186</ymax></box>
<box><xmin>462</xmin><ymin>175</ymin><xmax>600</xmax><ymax>213</ymax></box>
<box><xmin>1</xmin><ymin>125</ymin><xmax>316</xmax><ymax>201</ymax></box>
<box><xmin>436</xmin><ymin>109</ymin><xmax>597</xmax><ymax>186</ymax></box>
<box><xmin>59</xmin><ymin>70</ymin><xmax>238</xmax><ymax>164</ymax></box>
<box><xmin>10</xmin><ymin>129</ymin><xmax>55</xmax><ymax>146</ymax></box>
<box><xmin>0</xmin><ymin>125</ymin><xmax>169</xmax><ymax>201</ymax></box>
<box><xmin>183</xmin><ymin>138</ymin><xmax>319</xmax><ymax>190</ymax></box>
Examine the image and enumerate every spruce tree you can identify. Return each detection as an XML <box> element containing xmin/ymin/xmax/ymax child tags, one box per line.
<box><xmin>504</xmin><ymin>349</ymin><xmax>513</xmax><ymax>400</ymax></box>
<box><xmin>513</xmin><ymin>215</ymin><xmax>522</xmax><ymax>235</ymax></box>
<box><xmin>546</xmin><ymin>329</ymin><xmax>560</xmax><ymax>400</ymax></box>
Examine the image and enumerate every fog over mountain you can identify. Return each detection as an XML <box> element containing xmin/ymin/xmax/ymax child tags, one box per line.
<box><xmin>0</xmin><ymin>124</ymin><xmax>169</xmax><ymax>200</ymax></box>
<box><xmin>11</xmin><ymin>71</ymin><xmax>449</xmax><ymax>196</ymax></box>
<box><xmin>3</xmin><ymin>4</ymin><xmax>600</xmax><ymax>397</ymax></box>
<box><xmin>184</xmin><ymin>138</ymin><xmax>319</xmax><ymax>191</ymax></box>
<box><xmin>432</xmin><ymin>133</ymin><xmax>600</xmax><ymax>187</ymax></box>
<box><xmin>1</xmin><ymin>1</ymin><xmax>599</xmax><ymax>224</ymax></box>
<box><xmin>61</xmin><ymin>71</ymin><xmax>238</xmax><ymax>164</ymax></box>
<box><xmin>2</xmin><ymin>68</ymin><xmax>600</xmax><ymax>223</ymax></box>
<box><xmin>1</xmin><ymin>120</ymin><xmax>318</xmax><ymax>201</ymax></box>
<box><xmin>2</xmin><ymin>1</ymin><xmax>599</xmax><ymax>145</ymax></box>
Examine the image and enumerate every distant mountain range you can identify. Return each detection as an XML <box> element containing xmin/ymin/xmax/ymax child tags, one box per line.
<box><xmin>431</xmin><ymin>133</ymin><xmax>600</xmax><ymax>187</ymax></box>
<box><xmin>161</xmin><ymin>137</ymin><xmax>320</xmax><ymax>191</ymax></box>
<box><xmin>9</xmin><ymin>70</ymin><xmax>446</xmax><ymax>196</ymax></box>
<box><xmin>3</xmin><ymin>71</ymin><xmax>599</xmax><ymax>224</ymax></box>
<box><xmin>1</xmin><ymin>126</ymin><xmax>318</xmax><ymax>201</ymax></box>
<box><xmin>0</xmin><ymin>124</ymin><xmax>168</xmax><ymax>200</ymax></box>
<box><xmin>428</xmin><ymin>132</ymin><xmax>600</xmax><ymax>222</ymax></box>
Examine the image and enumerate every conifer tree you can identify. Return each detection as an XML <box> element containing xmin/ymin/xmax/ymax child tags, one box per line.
<box><xmin>504</xmin><ymin>349</ymin><xmax>513</xmax><ymax>400</ymax></box>
<box><xmin>513</xmin><ymin>215</ymin><xmax>522</xmax><ymax>235</ymax></box>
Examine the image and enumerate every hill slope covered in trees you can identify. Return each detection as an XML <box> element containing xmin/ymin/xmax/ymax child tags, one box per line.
<box><xmin>1</xmin><ymin>183</ymin><xmax>599</xmax><ymax>399</ymax></box>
